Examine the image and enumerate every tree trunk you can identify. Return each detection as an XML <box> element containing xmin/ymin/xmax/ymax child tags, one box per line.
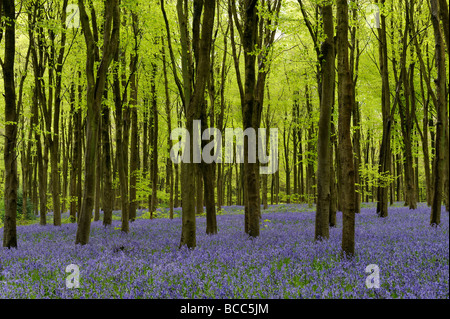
<box><xmin>315</xmin><ymin>3</ymin><xmax>334</xmax><ymax>240</ymax></box>
<box><xmin>398</xmin><ymin>59</ymin><xmax>417</xmax><ymax>210</ymax></box>
<box><xmin>2</xmin><ymin>0</ymin><xmax>18</xmax><ymax>248</ymax></box>
<box><xmin>94</xmin><ymin>121</ymin><xmax>102</xmax><ymax>222</ymax></box>
<box><xmin>350</xmin><ymin>6</ymin><xmax>361</xmax><ymax>214</ymax></box>
<box><xmin>102</xmin><ymin>89</ymin><xmax>113</xmax><ymax>226</ymax></box>
<box><xmin>337</xmin><ymin>0</ymin><xmax>356</xmax><ymax>257</ymax></box>
<box><xmin>429</xmin><ymin>0</ymin><xmax>447</xmax><ymax>226</ymax></box>
<box><xmin>50</xmin><ymin>0</ymin><xmax>69</xmax><ymax>226</ymax></box>
<box><xmin>305</xmin><ymin>85</ymin><xmax>315</xmax><ymax>206</ymax></box>
<box><xmin>376</xmin><ymin>0</ymin><xmax>392</xmax><ymax>218</ymax></box>
<box><xmin>283</xmin><ymin>119</ymin><xmax>291</xmax><ymax>204</ymax></box>
<box><xmin>77</xmin><ymin>72</ymin><xmax>83</xmax><ymax>220</ymax></box>
<box><xmin>150</xmin><ymin>61</ymin><xmax>159</xmax><ymax>218</ymax></box>
<box><xmin>76</xmin><ymin>0</ymin><xmax>119</xmax><ymax>245</ymax></box>
<box><xmin>196</xmin><ymin>166</ymin><xmax>203</xmax><ymax>214</ymax></box>
<box><xmin>241</xmin><ymin>0</ymin><xmax>260</xmax><ymax>238</ymax></box>
<box><xmin>162</xmin><ymin>36</ymin><xmax>174</xmax><ymax>219</ymax></box>
<box><xmin>129</xmin><ymin>13</ymin><xmax>139</xmax><ymax>222</ymax></box>
<box><xmin>178</xmin><ymin>0</ymin><xmax>216</xmax><ymax>248</ymax></box>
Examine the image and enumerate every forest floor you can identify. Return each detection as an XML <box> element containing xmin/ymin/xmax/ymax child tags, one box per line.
<box><xmin>0</xmin><ymin>203</ymin><xmax>448</xmax><ymax>298</ymax></box>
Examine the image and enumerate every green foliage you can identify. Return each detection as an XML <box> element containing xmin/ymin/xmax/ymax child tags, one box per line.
<box><xmin>359</xmin><ymin>163</ymin><xmax>396</xmax><ymax>195</ymax></box>
<box><xmin>0</xmin><ymin>189</ymin><xmax>36</xmax><ymax>227</ymax></box>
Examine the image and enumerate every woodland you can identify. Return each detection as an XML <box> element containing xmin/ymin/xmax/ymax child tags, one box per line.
<box><xmin>0</xmin><ymin>0</ymin><xmax>448</xmax><ymax>299</ymax></box>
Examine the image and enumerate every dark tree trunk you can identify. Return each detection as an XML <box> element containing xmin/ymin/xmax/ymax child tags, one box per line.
<box><xmin>102</xmin><ymin>89</ymin><xmax>113</xmax><ymax>226</ymax></box>
<box><xmin>69</xmin><ymin>82</ymin><xmax>78</xmax><ymax>222</ymax></box>
<box><xmin>50</xmin><ymin>0</ymin><xmax>69</xmax><ymax>226</ymax></box>
<box><xmin>283</xmin><ymin>119</ymin><xmax>291</xmax><ymax>204</ymax></box>
<box><xmin>196</xmin><ymin>166</ymin><xmax>203</xmax><ymax>215</ymax></box>
<box><xmin>241</xmin><ymin>0</ymin><xmax>260</xmax><ymax>238</ymax></box>
<box><xmin>315</xmin><ymin>3</ymin><xmax>334</xmax><ymax>240</ymax></box>
<box><xmin>2</xmin><ymin>0</ymin><xmax>18</xmax><ymax>248</ymax></box>
<box><xmin>177</xmin><ymin>0</ymin><xmax>216</xmax><ymax>248</ymax></box>
<box><xmin>337</xmin><ymin>0</ymin><xmax>356</xmax><ymax>257</ymax></box>
<box><xmin>350</xmin><ymin>5</ymin><xmax>361</xmax><ymax>214</ymax></box>
<box><xmin>162</xmin><ymin>37</ymin><xmax>174</xmax><ymax>219</ymax></box>
<box><xmin>174</xmin><ymin>160</ymin><xmax>180</xmax><ymax>208</ymax></box>
<box><xmin>94</xmin><ymin>127</ymin><xmax>102</xmax><ymax>222</ymax></box>
<box><xmin>76</xmin><ymin>0</ymin><xmax>119</xmax><ymax>245</ymax></box>
<box><xmin>129</xmin><ymin>12</ymin><xmax>139</xmax><ymax>222</ymax></box>
<box><xmin>430</xmin><ymin>0</ymin><xmax>448</xmax><ymax>226</ymax></box>
<box><xmin>305</xmin><ymin>85</ymin><xmax>315</xmax><ymax>206</ymax></box>
<box><xmin>376</xmin><ymin>0</ymin><xmax>392</xmax><ymax>218</ymax></box>
<box><xmin>398</xmin><ymin>59</ymin><xmax>417</xmax><ymax>210</ymax></box>
<box><xmin>77</xmin><ymin>72</ymin><xmax>83</xmax><ymax>219</ymax></box>
<box><xmin>150</xmin><ymin>61</ymin><xmax>159</xmax><ymax>218</ymax></box>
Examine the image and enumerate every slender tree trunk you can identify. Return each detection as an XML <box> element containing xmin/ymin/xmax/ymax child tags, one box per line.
<box><xmin>376</xmin><ymin>0</ymin><xmax>391</xmax><ymax>218</ymax></box>
<box><xmin>315</xmin><ymin>3</ymin><xmax>334</xmax><ymax>240</ymax></box>
<box><xmin>62</xmin><ymin>114</ymin><xmax>69</xmax><ymax>214</ymax></box>
<box><xmin>350</xmin><ymin>6</ymin><xmax>361</xmax><ymax>214</ymax></box>
<box><xmin>162</xmin><ymin>37</ymin><xmax>174</xmax><ymax>219</ymax></box>
<box><xmin>241</xmin><ymin>0</ymin><xmax>260</xmax><ymax>238</ymax></box>
<box><xmin>337</xmin><ymin>0</ymin><xmax>356</xmax><ymax>257</ymax></box>
<box><xmin>398</xmin><ymin>57</ymin><xmax>417</xmax><ymax>210</ymax></box>
<box><xmin>429</xmin><ymin>0</ymin><xmax>447</xmax><ymax>225</ymax></box>
<box><xmin>299</xmin><ymin>129</ymin><xmax>304</xmax><ymax>201</ymax></box>
<box><xmin>69</xmin><ymin>82</ymin><xmax>77</xmax><ymax>222</ymax></box>
<box><xmin>129</xmin><ymin>14</ymin><xmax>139</xmax><ymax>222</ymax></box>
<box><xmin>76</xmin><ymin>0</ymin><xmax>119</xmax><ymax>244</ymax></box>
<box><xmin>262</xmin><ymin>94</ymin><xmax>271</xmax><ymax>210</ymax></box>
<box><xmin>150</xmin><ymin>61</ymin><xmax>159</xmax><ymax>218</ymax></box>
<box><xmin>196</xmin><ymin>166</ymin><xmax>203</xmax><ymax>214</ymax></box>
<box><xmin>2</xmin><ymin>0</ymin><xmax>18</xmax><ymax>248</ymax></box>
<box><xmin>102</xmin><ymin>89</ymin><xmax>113</xmax><ymax>226</ymax></box>
<box><xmin>94</xmin><ymin>121</ymin><xmax>102</xmax><ymax>221</ymax></box>
<box><xmin>305</xmin><ymin>85</ymin><xmax>315</xmax><ymax>205</ymax></box>
<box><xmin>76</xmin><ymin>72</ymin><xmax>83</xmax><ymax>220</ymax></box>
<box><xmin>114</xmin><ymin>53</ymin><xmax>129</xmax><ymax>230</ymax></box>
<box><xmin>50</xmin><ymin>0</ymin><xmax>68</xmax><ymax>226</ymax></box>
<box><xmin>174</xmin><ymin>161</ymin><xmax>179</xmax><ymax>208</ymax></box>
<box><xmin>142</xmin><ymin>98</ymin><xmax>149</xmax><ymax>210</ymax></box>
<box><xmin>178</xmin><ymin>0</ymin><xmax>216</xmax><ymax>248</ymax></box>
<box><xmin>283</xmin><ymin>119</ymin><xmax>291</xmax><ymax>204</ymax></box>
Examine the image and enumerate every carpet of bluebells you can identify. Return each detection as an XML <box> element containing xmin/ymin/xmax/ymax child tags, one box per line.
<box><xmin>0</xmin><ymin>203</ymin><xmax>448</xmax><ymax>299</ymax></box>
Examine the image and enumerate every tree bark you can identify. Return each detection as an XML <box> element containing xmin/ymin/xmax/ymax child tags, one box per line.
<box><xmin>162</xmin><ymin>36</ymin><xmax>174</xmax><ymax>219</ymax></box>
<box><xmin>429</xmin><ymin>0</ymin><xmax>448</xmax><ymax>226</ymax></box>
<box><xmin>102</xmin><ymin>88</ymin><xmax>113</xmax><ymax>226</ymax></box>
<box><xmin>376</xmin><ymin>0</ymin><xmax>392</xmax><ymax>218</ymax></box>
<box><xmin>315</xmin><ymin>2</ymin><xmax>334</xmax><ymax>240</ymax></box>
<box><xmin>178</xmin><ymin>0</ymin><xmax>216</xmax><ymax>248</ymax></box>
<box><xmin>50</xmin><ymin>0</ymin><xmax>69</xmax><ymax>226</ymax></box>
<box><xmin>2</xmin><ymin>0</ymin><xmax>18</xmax><ymax>248</ymax></box>
<box><xmin>283</xmin><ymin>118</ymin><xmax>291</xmax><ymax>204</ymax></box>
<box><xmin>350</xmin><ymin>4</ymin><xmax>361</xmax><ymax>214</ymax></box>
<box><xmin>76</xmin><ymin>0</ymin><xmax>119</xmax><ymax>245</ymax></box>
<box><xmin>129</xmin><ymin>11</ymin><xmax>140</xmax><ymax>222</ymax></box>
<box><xmin>150</xmin><ymin>61</ymin><xmax>159</xmax><ymax>218</ymax></box>
<box><xmin>337</xmin><ymin>0</ymin><xmax>356</xmax><ymax>257</ymax></box>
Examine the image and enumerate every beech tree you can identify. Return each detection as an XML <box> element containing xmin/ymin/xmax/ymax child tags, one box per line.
<box><xmin>1</xmin><ymin>0</ymin><xmax>18</xmax><ymax>248</ymax></box>
<box><xmin>429</xmin><ymin>0</ymin><xmax>448</xmax><ymax>226</ymax></box>
<box><xmin>75</xmin><ymin>0</ymin><xmax>119</xmax><ymax>245</ymax></box>
<box><xmin>230</xmin><ymin>0</ymin><xmax>282</xmax><ymax>237</ymax></box>
<box><xmin>337</xmin><ymin>0</ymin><xmax>356</xmax><ymax>257</ymax></box>
<box><xmin>314</xmin><ymin>2</ymin><xmax>334</xmax><ymax>241</ymax></box>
